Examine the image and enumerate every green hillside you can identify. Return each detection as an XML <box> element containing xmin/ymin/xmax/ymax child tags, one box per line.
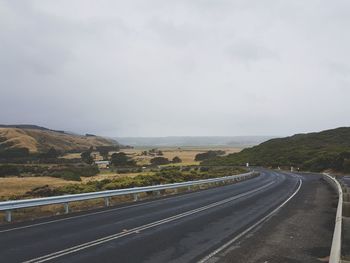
<box><xmin>202</xmin><ymin>127</ymin><xmax>350</xmax><ymax>172</ymax></box>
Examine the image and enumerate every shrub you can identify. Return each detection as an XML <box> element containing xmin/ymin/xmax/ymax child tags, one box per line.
<box><xmin>195</xmin><ymin>151</ymin><xmax>225</xmax><ymax>161</ymax></box>
<box><xmin>0</xmin><ymin>165</ymin><xmax>20</xmax><ymax>177</ymax></box>
<box><xmin>172</xmin><ymin>156</ymin><xmax>182</xmax><ymax>163</ymax></box>
<box><xmin>150</xmin><ymin>157</ymin><xmax>170</xmax><ymax>165</ymax></box>
<box><xmin>111</xmin><ymin>152</ymin><xmax>136</xmax><ymax>167</ymax></box>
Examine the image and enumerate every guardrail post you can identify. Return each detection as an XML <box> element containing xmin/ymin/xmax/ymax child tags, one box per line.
<box><xmin>133</xmin><ymin>194</ymin><xmax>139</xmax><ymax>201</ymax></box>
<box><xmin>64</xmin><ymin>203</ymin><xmax>69</xmax><ymax>214</ymax></box>
<box><xmin>187</xmin><ymin>186</ymin><xmax>191</xmax><ymax>191</ymax></box>
<box><xmin>104</xmin><ymin>197</ymin><xmax>110</xmax><ymax>207</ymax></box>
<box><xmin>173</xmin><ymin>188</ymin><xmax>178</xmax><ymax>194</ymax></box>
<box><xmin>344</xmin><ymin>191</ymin><xmax>350</xmax><ymax>202</ymax></box>
<box><xmin>344</xmin><ymin>202</ymin><xmax>350</xmax><ymax>217</ymax></box>
<box><xmin>5</xmin><ymin>210</ymin><xmax>11</xmax><ymax>222</ymax></box>
<box><xmin>156</xmin><ymin>190</ymin><xmax>161</xmax><ymax>196</ymax></box>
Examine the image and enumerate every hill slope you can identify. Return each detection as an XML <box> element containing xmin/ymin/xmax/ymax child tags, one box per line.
<box><xmin>202</xmin><ymin>127</ymin><xmax>350</xmax><ymax>172</ymax></box>
<box><xmin>0</xmin><ymin>127</ymin><xmax>118</xmax><ymax>153</ymax></box>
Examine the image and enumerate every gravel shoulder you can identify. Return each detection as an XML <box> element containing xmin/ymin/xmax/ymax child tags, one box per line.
<box><xmin>212</xmin><ymin>173</ymin><xmax>335</xmax><ymax>263</ymax></box>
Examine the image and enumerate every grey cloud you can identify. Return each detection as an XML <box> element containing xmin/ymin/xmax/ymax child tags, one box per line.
<box><xmin>0</xmin><ymin>0</ymin><xmax>349</xmax><ymax>137</ymax></box>
<box><xmin>226</xmin><ymin>41</ymin><xmax>277</xmax><ymax>62</ymax></box>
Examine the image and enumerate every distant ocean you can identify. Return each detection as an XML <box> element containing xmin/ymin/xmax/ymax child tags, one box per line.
<box><xmin>115</xmin><ymin>136</ymin><xmax>275</xmax><ymax>148</ymax></box>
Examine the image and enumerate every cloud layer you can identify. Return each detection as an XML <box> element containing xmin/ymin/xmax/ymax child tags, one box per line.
<box><xmin>1</xmin><ymin>0</ymin><xmax>349</xmax><ymax>136</ymax></box>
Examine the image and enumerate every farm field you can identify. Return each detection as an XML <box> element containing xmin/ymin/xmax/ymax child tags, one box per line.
<box><xmin>123</xmin><ymin>146</ymin><xmax>242</xmax><ymax>166</ymax></box>
<box><xmin>0</xmin><ymin>176</ymin><xmax>79</xmax><ymax>199</ymax></box>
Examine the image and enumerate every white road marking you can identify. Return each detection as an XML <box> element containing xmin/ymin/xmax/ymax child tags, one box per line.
<box><xmin>198</xmin><ymin>178</ymin><xmax>302</xmax><ymax>263</ymax></box>
<box><xmin>22</xmin><ymin>180</ymin><xmax>276</xmax><ymax>263</ymax></box>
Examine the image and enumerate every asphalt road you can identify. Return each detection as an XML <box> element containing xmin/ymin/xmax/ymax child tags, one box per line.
<box><xmin>0</xmin><ymin>170</ymin><xmax>301</xmax><ymax>263</ymax></box>
<box><xmin>212</xmin><ymin>172</ymin><xmax>335</xmax><ymax>263</ymax></box>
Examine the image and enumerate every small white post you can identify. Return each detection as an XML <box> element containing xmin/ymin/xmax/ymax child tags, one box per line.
<box><xmin>104</xmin><ymin>197</ymin><xmax>110</xmax><ymax>207</ymax></box>
<box><xmin>187</xmin><ymin>186</ymin><xmax>191</xmax><ymax>191</ymax></box>
<box><xmin>133</xmin><ymin>194</ymin><xmax>139</xmax><ymax>201</ymax></box>
<box><xmin>5</xmin><ymin>210</ymin><xmax>12</xmax><ymax>222</ymax></box>
<box><xmin>64</xmin><ymin>203</ymin><xmax>69</xmax><ymax>214</ymax></box>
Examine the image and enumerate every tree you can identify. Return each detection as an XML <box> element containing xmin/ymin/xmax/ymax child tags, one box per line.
<box><xmin>0</xmin><ymin>165</ymin><xmax>20</xmax><ymax>177</ymax></box>
<box><xmin>41</xmin><ymin>147</ymin><xmax>59</xmax><ymax>159</ymax></box>
<box><xmin>172</xmin><ymin>156</ymin><xmax>182</xmax><ymax>163</ymax></box>
<box><xmin>0</xmin><ymin>148</ymin><xmax>30</xmax><ymax>158</ymax></box>
<box><xmin>150</xmin><ymin>157</ymin><xmax>170</xmax><ymax>165</ymax></box>
<box><xmin>98</xmin><ymin>148</ymin><xmax>109</xmax><ymax>160</ymax></box>
<box><xmin>81</xmin><ymin>151</ymin><xmax>94</xmax><ymax>164</ymax></box>
<box><xmin>111</xmin><ymin>152</ymin><xmax>136</xmax><ymax>166</ymax></box>
<box><xmin>194</xmin><ymin>150</ymin><xmax>225</xmax><ymax>161</ymax></box>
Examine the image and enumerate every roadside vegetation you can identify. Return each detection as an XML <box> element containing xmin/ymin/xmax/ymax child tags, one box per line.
<box><xmin>202</xmin><ymin>127</ymin><xmax>350</xmax><ymax>173</ymax></box>
<box><xmin>0</xmin><ymin>144</ymin><xmax>243</xmax><ymax>201</ymax></box>
<box><xmin>20</xmin><ymin>166</ymin><xmax>247</xmax><ymax>198</ymax></box>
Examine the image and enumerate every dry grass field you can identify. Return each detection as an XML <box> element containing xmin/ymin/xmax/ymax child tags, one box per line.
<box><xmin>0</xmin><ymin>176</ymin><xmax>79</xmax><ymax>199</ymax></box>
<box><xmin>123</xmin><ymin>146</ymin><xmax>242</xmax><ymax>166</ymax></box>
<box><xmin>0</xmin><ymin>173</ymin><xmax>149</xmax><ymax>200</ymax></box>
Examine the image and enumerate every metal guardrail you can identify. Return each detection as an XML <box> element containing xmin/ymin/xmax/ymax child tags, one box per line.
<box><xmin>323</xmin><ymin>173</ymin><xmax>343</xmax><ymax>263</ymax></box>
<box><xmin>0</xmin><ymin>172</ymin><xmax>256</xmax><ymax>223</ymax></box>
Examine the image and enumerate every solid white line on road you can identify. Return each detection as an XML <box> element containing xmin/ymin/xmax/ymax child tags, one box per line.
<box><xmin>22</xmin><ymin>180</ymin><xmax>276</xmax><ymax>263</ymax></box>
<box><xmin>198</xmin><ymin>178</ymin><xmax>302</xmax><ymax>263</ymax></box>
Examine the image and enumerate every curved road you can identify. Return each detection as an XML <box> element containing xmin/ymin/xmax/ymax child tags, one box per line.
<box><xmin>0</xmin><ymin>170</ymin><xmax>300</xmax><ymax>263</ymax></box>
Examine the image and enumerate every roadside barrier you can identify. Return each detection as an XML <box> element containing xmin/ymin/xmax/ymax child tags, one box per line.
<box><xmin>0</xmin><ymin>171</ymin><xmax>257</xmax><ymax>223</ymax></box>
<box><xmin>323</xmin><ymin>173</ymin><xmax>343</xmax><ymax>263</ymax></box>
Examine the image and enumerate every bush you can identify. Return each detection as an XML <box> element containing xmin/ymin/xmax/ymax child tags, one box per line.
<box><xmin>0</xmin><ymin>165</ymin><xmax>20</xmax><ymax>176</ymax></box>
<box><xmin>48</xmin><ymin>165</ymin><xmax>99</xmax><ymax>180</ymax></box>
<box><xmin>172</xmin><ymin>156</ymin><xmax>182</xmax><ymax>163</ymax></box>
<box><xmin>81</xmin><ymin>151</ymin><xmax>94</xmax><ymax>164</ymax></box>
<box><xmin>0</xmin><ymin>148</ymin><xmax>30</xmax><ymax>158</ymax></box>
<box><xmin>111</xmin><ymin>152</ymin><xmax>136</xmax><ymax>167</ymax></box>
<box><xmin>195</xmin><ymin>151</ymin><xmax>225</xmax><ymax>161</ymax></box>
<box><xmin>150</xmin><ymin>157</ymin><xmax>170</xmax><ymax>165</ymax></box>
<box><xmin>52</xmin><ymin>171</ymin><xmax>81</xmax><ymax>181</ymax></box>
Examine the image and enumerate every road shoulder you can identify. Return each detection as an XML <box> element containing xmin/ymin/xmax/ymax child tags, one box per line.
<box><xmin>211</xmin><ymin>174</ymin><xmax>335</xmax><ymax>263</ymax></box>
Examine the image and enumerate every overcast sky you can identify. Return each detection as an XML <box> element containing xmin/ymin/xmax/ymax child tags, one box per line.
<box><xmin>1</xmin><ymin>1</ymin><xmax>349</xmax><ymax>137</ymax></box>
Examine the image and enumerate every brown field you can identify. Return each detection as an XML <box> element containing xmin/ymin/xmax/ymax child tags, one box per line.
<box><xmin>0</xmin><ymin>173</ymin><xmax>149</xmax><ymax>200</ymax></box>
<box><xmin>0</xmin><ymin>177</ymin><xmax>79</xmax><ymax>199</ymax></box>
<box><xmin>123</xmin><ymin>146</ymin><xmax>242</xmax><ymax>166</ymax></box>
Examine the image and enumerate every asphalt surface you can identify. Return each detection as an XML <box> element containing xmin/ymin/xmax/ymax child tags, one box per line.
<box><xmin>212</xmin><ymin>173</ymin><xmax>335</xmax><ymax>263</ymax></box>
<box><xmin>0</xmin><ymin>170</ymin><xmax>303</xmax><ymax>263</ymax></box>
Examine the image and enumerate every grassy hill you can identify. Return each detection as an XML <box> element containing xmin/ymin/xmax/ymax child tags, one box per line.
<box><xmin>202</xmin><ymin>127</ymin><xmax>350</xmax><ymax>173</ymax></box>
<box><xmin>0</xmin><ymin>126</ymin><xmax>118</xmax><ymax>153</ymax></box>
